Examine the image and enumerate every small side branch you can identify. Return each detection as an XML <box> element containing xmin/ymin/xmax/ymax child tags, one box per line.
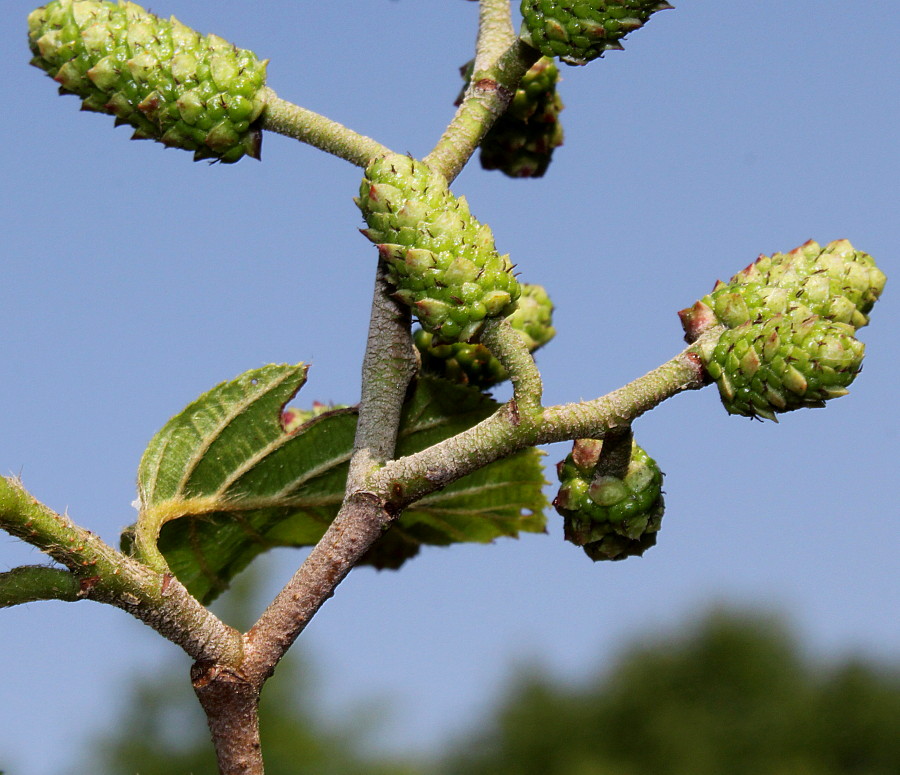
<box><xmin>425</xmin><ymin>22</ymin><xmax>538</xmax><ymax>181</ymax></box>
<box><xmin>540</xmin><ymin>330</ymin><xmax>718</xmax><ymax>441</ymax></box>
<box><xmin>480</xmin><ymin>316</ymin><xmax>543</xmax><ymax>420</ymax></box>
<box><xmin>0</xmin><ymin>565</ymin><xmax>80</xmax><ymax>607</ymax></box>
<box><xmin>374</xmin><ymin>332</ymin><xmax>716</xmax><ymax>507</ymax></box>
<box><xmin>0</xmin><ymin>476</ymin><xmax>243</xmax><ymax>665</ymax></box>
<box><xmin>239</xmin><ymin>333</ymin><xmax>714</xmax><ymax>689</ymax></box>
<box><xmin>261</xmin><ymin>89</ymin><xmax>390</xmax><ymax>167</ymax></box>
<box><xmin>590</xmin><ymin>426</ymin><xmax>635</xmax><ymax>481</ymax></box>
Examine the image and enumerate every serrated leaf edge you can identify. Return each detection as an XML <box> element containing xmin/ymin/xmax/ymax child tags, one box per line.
<box><xmin>170</xmin><ymin>365</ymin><xmax>307</xmax><ymax>499</ymax></box>
<box><xmin>138</xmin><ymin>364</ymin><xmax>308</xmax><ymax>506</ymax></box>
<box><xmin>134</xmin><ymin>364</ymin><xmax>308</xmax><ymax>568</ymax></box>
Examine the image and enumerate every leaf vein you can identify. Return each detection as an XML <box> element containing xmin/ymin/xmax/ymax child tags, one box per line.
<box><xmin>175</xmin><ymin>367</ymin><xmax>300</xmax><ymax>496</ymax></box>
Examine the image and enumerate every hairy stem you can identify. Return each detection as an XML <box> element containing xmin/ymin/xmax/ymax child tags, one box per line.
<box><xmin>241</xmin><ymin>492</ymin><xmax>390</xmax><ymax>686</ymax></box>
<box><xmin>347</xmin><ymin>264</ymin><xmax>418</xmax><ymax>490</ymax></box>
<box><xmin>373</xmin><ymin>331</ymin><xmax>717</xmax><ymax>507</ymax></box>
<box><xmin>475</xmin><ymin>0</ymin><xmax>518</xmax><ymax>55</ymax></box>
<box><xmin>0</xmin><ymin>565</ymin><xmax>80</xmax><ymax>607</ymax></box>
<box><xmin>539</xmin><ymin>334</ymin><xmax>717</xmax><ymax>441</ymax></box>
<box><xmin>0</xmin><ymin>476</ymin><xmax>243</xmax><ymax>665</ymax></box>
<box><xmin>131</xmin><ymin>520</ymin><xmax>171</xmax><ymax>574</ymax></box>
<box><xmin>238</xmin><ymin>268</ymin><xmax>416</xmax><ymax>689</ymax></box>
<box><xmin>425</xmin><ymin>9</ymin><xmax>538</xmax><ymax>182</ymax></box>
<box><xmin>193</xmin><ymin>661</ymin><xmax>263</xmax><ymax>775</ymax></box>
<box><xmin>205</xmin><ymin>494</ymin><xmax>394</xmax><ymax>766</ymax></box>
<box><xmin>261</xmin><ymin>89</ymin><xmax>390</xmax><ymax>167</ymax></box>
<box><xmin>480</xmin><ymin>316</ymin><xmax>544</xmax><ymax>420</ymax></box>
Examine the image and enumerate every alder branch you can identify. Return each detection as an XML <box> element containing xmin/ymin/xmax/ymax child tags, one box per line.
<box><xmin>346</xmin><ymin>263</ymin><xmax>418</xmax><ymax>491</ymax></box>
<box><xmin>241</xmin><ymin>492</ymin><xmax>390</xmax><ymax>686</ymax></box>
<box><xmin>193</xmin><ymin>661</ymin><xmax>264</xmax><ymax>775</ymax></box>
<box><xmin>480</xmin><ymin>316</ymin><xmax>544</xmax><ymax>420</ymax></box>
<box><xmin>261</xmin><ymin>90</ymin><xmax>390</xmax><ymax>167</ymax></box>
<box><xmin>0</xmin><ymin>565</ymin><xmax>80</xmax><ymax>606</ymax></box>
<box><xmin>373</xmin><ymin>331</ymin><xmax>717</xmax><ymax>507</ymax></box>
<box><xmin>425</xmin><ymin>3</ymin><xmax>538</xmax><ymax>182</ymax></box>
<box><xmin>237</xmin><ymin>331</ymin><xmax>715</xmax><ymax>685</ymax></box>
<box><xmin>0</xmin><ymin>476</ymin><xmax>243</xmax><ymax>665</ymax></box>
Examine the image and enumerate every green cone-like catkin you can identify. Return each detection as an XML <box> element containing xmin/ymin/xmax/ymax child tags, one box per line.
<box><xmin>699</xmin><ymin>314</ymin><xmax>865</xmax><ymax>422</ymax></box>
<box><xmin>680</xmin><ymin>240</ymin><xmax>886</xmax><ymax>340</ymax></box>
<box><xmin>519</xmin><ymin>0</ymin><xmax>674</xmax><ymax>66</ymax></box>
<box><xmin>723</xmin><ymin>239</ymin><xmax>886</xmax><ymax>329</ymax></box>
<box><xmin>458</xmin><ymin>57</ymin><xmax>564</xmax><ymax>178</ymax></box>
<box><xmin>28</xmin><ymin>0</ymin><xmax>268</xmax><ymax>162</ymax></box>
<box><xmin>357</xmin><ymin>153</ymin><xmax>521</xmax><ymax>343</ymax></box>
<box><xmin>507</xmin><ymin>283</ymin><xmax>556</xmax><ymax>349</ymax></box>
<box><xmin>415</xmin><ymin>283</ymin><xmax>555</xmax><ymax>388</ymax></box>
<box><xmin>415</xmin><ymin>329</ymin><xmax>507</xmax><ymax>388</ymax></box>
<box><xmin>678</xmin><ymin>239</ymin><xmax>882</xmax><ymax>421</ymax></box>
<box><xmin>554</xmin><ymin>438</ymin><xmax>664</xmax><ymax>561</ymax></box>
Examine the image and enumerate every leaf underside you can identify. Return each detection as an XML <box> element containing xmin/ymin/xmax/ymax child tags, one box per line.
<box><xmin>127</xmin><ymin>365</ymin><xmax>547</xmax><ymax>604</ymax></box>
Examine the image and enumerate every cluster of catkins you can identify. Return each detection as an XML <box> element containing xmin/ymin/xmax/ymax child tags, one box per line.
<box><xmin>28</xmin><ymin>2</ymin><xmax>887</xmax><ymax>568</ymax></box>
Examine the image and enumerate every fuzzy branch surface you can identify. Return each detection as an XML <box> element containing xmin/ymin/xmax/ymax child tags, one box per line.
<box><xmin>261</xmin><ymin>90</ymin><xmax>390</xmax><ymax>167</ymax></box>
<box><xmin>347</xmin><ymin>264</ymin><xmax>418</xmax><ymax>490</ymax></box>
<box><xmin>0</xmin><ymin>476</ymin><xmax>243</xmax><ymax>665</ymax></box>
<box><xmin>235</xmin><ymin>332</ymin><xmax>714</xmax><ymax>687</ymax></box>
<box><xmin>426</xmin><ymin>1</ymin><xmax>539</xmax><ymax>182</ymax></box>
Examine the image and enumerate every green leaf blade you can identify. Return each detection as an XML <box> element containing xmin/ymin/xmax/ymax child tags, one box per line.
<box><xmin>138</xmin><ymin>364</ymin><xmax>309</xmax><ymax>505</ymax></box>
<box><xmin>128</xmin><ymin>371</ymin><xmax>547</xmax><ymax>603</ymax></box>
<box><xmin>222</xmin><ymin>410</ymin><xmax>358</xmax><ymax>502</ymax></box>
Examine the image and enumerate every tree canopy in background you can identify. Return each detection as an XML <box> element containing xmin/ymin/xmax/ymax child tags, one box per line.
<box><xmin>73</xmin><ymin>573</ymin><xmax>424</xmax><ymax>775</ymax></box>
<box><xmin>78</xmin><ymin>607</ymin><xmax>900</xmax><ymax>775</ymax></box>
<box><xmin>443</xmin><ymin>609</ymin><xmax>900</xmax><ymax>775</ymax></box>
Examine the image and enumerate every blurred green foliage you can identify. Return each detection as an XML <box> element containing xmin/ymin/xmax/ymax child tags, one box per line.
<box><xmin>73</xmin><ymin>570</ymin><xmax>424</xmax><ymax>775</ymax></box>
<box><xmin>77</xmin><ymin>608</ymin><xmax>900</xmax><ymax>775</ymax></box>
<box><xmin>78</xmin><ymin>652</ymin><xmax>420</xmax><ymax>775</ymax></box>
<box><xmin>443</xmin><ymin>610</ymin><xmax>900</xmax><ymax>775</ymax></box>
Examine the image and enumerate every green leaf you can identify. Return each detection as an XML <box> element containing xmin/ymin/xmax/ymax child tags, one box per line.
<box><xmin>126</xmin><ymin>367</ymin><xmax>547</xmax><ymax>603</ymax></box>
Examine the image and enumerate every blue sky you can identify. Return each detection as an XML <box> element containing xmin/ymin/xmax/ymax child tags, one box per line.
<box><xmin>1</xmin><ymin>2</ymin><xmax>898</xmax><ymax>773</ymax></box>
